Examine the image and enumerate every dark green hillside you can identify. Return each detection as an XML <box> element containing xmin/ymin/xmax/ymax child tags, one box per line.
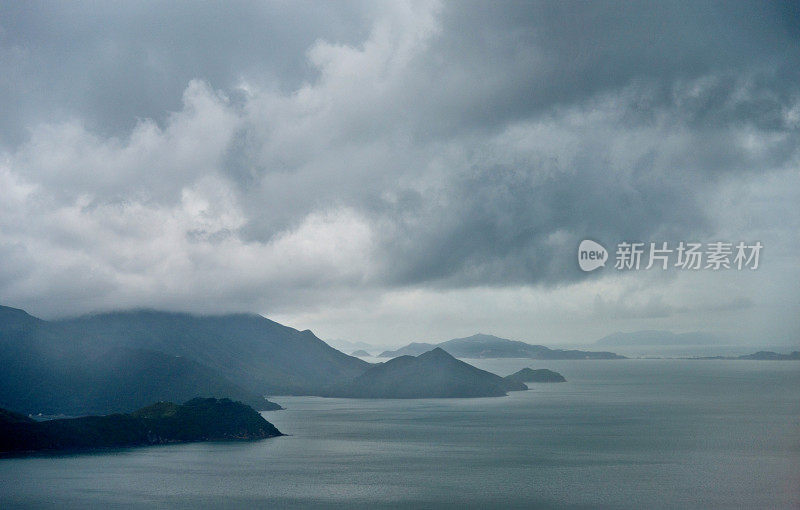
<box><xmin>0</xmin><ymin>398</ymin><xmax>281</xmax><ymax>454</ymax></box>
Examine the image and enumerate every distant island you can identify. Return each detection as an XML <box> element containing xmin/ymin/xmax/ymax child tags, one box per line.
<box><xmin>0</xmin><ymin>398</ymin><xmax>282</xmax><ymax>455</ymax></box>
<box><xmin>379</xmin><ymin>334</ymin><xmax>624</xmax><ymax>360</ymax></box>
<box><xmin>326</xmin><ymin>348</ymin><xmax>527</xmax><ymax>398</ymax></box>
<box><xmin>690</xmin><ymin>351</ymin><xmax>800</xmax><ymax>360</ymax></box>
<box><xmin>737</xmin><ymin>351</ymin><xmax>800</xmax><ymax>360</ymax></box>
<box><xmin>594</xmin><ymin>330</ymin><xmax>722</xmax><ymax>347</ymax></box>
<box><xmin>505</xmin><ymin>368</ymin><xmax>566</xmax><ymax>383</ymax></box>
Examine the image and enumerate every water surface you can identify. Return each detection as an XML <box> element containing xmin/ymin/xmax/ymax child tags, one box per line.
<box><xmin>1</xmin><ymin>360</ymin><xmax>797</xmax><ymax>508</ymax></box>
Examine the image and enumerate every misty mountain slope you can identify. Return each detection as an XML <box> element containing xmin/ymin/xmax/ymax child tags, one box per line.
<box><xmin>327</xmin><ymin>348</ymin><xmax>527</xmax><ymax>398</ymax></box>
<box><xmin>0</xmin><ymin>305</ymin><xmax>43</xmax><ymax>335</ymax></box>
<box><xmin>0</xmin><ymin>342</ymin><xmax>275</xmax><ymax>415</ymax></box>
<box><xmin>0</xmin><ymin>304</ymin><xmax>372</xmax><ymax>414</ymax></box>
<box><xmin>54</xmin><ymin>310</ymin><xmax>370</xmax><ymax>395</ymax></box>
<box><xmin>0</xmin><ymin>308</ymin><xmax>279</xmax><ymax>414</ymax></box>
<box><xmin>380</xmin><ymin>333</ymin><xmax>624</xmax><ymax>359</ymax></box>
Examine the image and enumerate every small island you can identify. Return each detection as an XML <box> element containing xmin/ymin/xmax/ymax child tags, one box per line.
<box><xmin>327</xmin><ymin>347</ymin><xmax>527</xmax><ymax>398</ymax></box>
<box><xmin>505</xmin><ymin>368</ymin><xmax>566</xmax><ymax>383</ymax></box>
<box><xmin>0</xmin><ymin>398</ymin><xmax>282</xmax><ymax>455</ymax></box>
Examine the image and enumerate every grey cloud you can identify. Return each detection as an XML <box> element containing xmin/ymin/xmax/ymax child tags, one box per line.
<box><xmin>0</xmin><ymin>1</ymin><xmax>798</xmax><ymax>329</ymax></box>
<box><xmin>404</xmin><ymin>1</ymin><xmax>800</xmax><ymax>137</ymax></box>
<box><xmin>0</xmin><ymin>1</ymin><xmax>372</xmax><ymax>146</ymax></box>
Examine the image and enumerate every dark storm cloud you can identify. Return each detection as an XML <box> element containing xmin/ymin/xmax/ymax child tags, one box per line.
<box><xmin>352</xmin><ymin>1</ymin><xmax>800</xmax><ymax>287</ymax></box>
<box><xmin>0</xmin><ymin>1</ymin><xmax>371</xmax><ymax>145</ymax></box>
<box><xmin>406</xmin><ymin>1</ymin><xmax>800</xmax><ymax>136</ymax></box>
<box><xmin>0</xmin><ymin>0</ymin><xmax>798</xmax><ymax>319</ymax></box>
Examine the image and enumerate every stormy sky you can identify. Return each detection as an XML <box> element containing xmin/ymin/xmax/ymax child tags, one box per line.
<box><xmin>1</xmin><ymin>1</ymin><xmax>798</xmax><ymax>348</ymax></box>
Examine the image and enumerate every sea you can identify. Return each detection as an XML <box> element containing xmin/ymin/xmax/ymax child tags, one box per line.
<box><xmin>1</xmin><ymin>359</ymin><xmax>798</xmax><ymax>509</ymax></box>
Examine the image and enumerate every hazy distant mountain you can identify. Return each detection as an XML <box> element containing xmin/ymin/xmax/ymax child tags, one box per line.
<box><xmin>378</xmin><ymin>342</ymin><xmax>436</xmax><ymax>357</ymax></box>
<box><xmin>595</xmin><ymin>330</ymin><xmax>722</xmax><ymax>347</ymax></box>
<box><xmin>350</xmin><ymin>350</ymin><xmax>372</xmax><ymax>357</ymax></box>
<box><xmin>736</xmin><ymin>351</ymin><xmax>800</xmax><ymax>360</ymax></box>
<box><xmin>440</xmin><ymin>335</ymin><xmax>551</xmax><ymax>358</ymax></box>
<box><xmin>688</xmin><ymin>351</ymin><xmax>800</xmax><ymax>360</ymax></box>
<box><xmin>590</xmin><ymin>330</ymin><xmax>775</xmax><ymax>357</ymax></box>
<box><xmin>380</xmin><ymin>334</ymin><xmax>624</xmax><ymax>359</ymax></box>
<box><xmin>0</xmin><ymin>305</ymin><xmax>369</xmax><ymax>415</ymax></box>
<box><xmin>505</xmin><ymin>368</ymin><xmax>566</xmax><ymax>383</ymax></box>
<box><xmin>327</xmin><ymin>348</ymin><xmax>527</xmax><ymax>398</ymax></box>
<box><xmin>325</xmin><ymin>339</ymin><xmax>385</xmax><ymax>355</ymax></box>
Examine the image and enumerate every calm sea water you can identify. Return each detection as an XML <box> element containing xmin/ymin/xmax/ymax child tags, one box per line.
<box><xmin>1</xmin><ymin>359</ymin><xmax>798</xmax><ymax>509</ymax></box>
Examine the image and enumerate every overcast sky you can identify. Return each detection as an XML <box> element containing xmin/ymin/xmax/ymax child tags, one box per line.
<box><xmin>1</xmin><ymin>1</ymin><xmax>798</xmax><ymax>348</ymax></box>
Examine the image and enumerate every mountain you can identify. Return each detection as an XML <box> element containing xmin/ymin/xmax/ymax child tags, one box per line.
<box><xmin>54</xmin><ymin>309</ymin><xmax>370</xmax><ymax>395</ymax></box>
<box><xmin>737</xmin><ymin>351</ymin><xmax>800</xmax><ymax>360</ymax></box>
<box><xmin>379</xmin><ymin>334</ymin><xmax>624</xmax><ymax>359</ymax></box>
<box><xmin>378</xmin><ymin>342</ymin><xmax>436</xmax><ymax>357</ymax></box>
<box><xmin>505</xmin><ymin>368</ymin><xmax>566</xmax><ymax>383</ymax></box>
<box><xmin>326</xmin><ymin>348</ymin><xmax>527</xmax><ymax>398</ymax></box>
<box><xmin>0</xmin><ymin>304</ymin><xmax>369</xmax><ymax>415</ymax></box>
<box><xmin>325</xmin><ymin>338</ymin><xmax>384</xmax><ymax>354</ymax></box>
<box><xmin>351</xmin><ymin>350</ymin><xmax>372</xmax><ymax>357</ymax></box>
<box><xmin>592</xmin><ymin>330</ymin><xmax>742</xmax><ymax>357</ymax></box>
<box><xmin>440</xmin><ymin>334</ymin><xmax>550</xmax><ymax>358</ymax></box>
<box><xmin>0</xmin><ymin>336</ymin><xmax>279</xmax><ymax>415</ymax></box>
<box><xmin>0</xmin><ymin>398</ymin><xmax>281</xmax><ymax>454</ymax></box>
<box><xmin>590</xmin><ymin>330</ymin><xmax>795</xmax><ymax>357</ymax></box>
<box><xmin>595</xmin><ymin>330</ymin><xmax>722</xmax><ymax>347</ymax></box>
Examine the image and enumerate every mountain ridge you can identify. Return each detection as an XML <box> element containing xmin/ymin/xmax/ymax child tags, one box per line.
<box><xmin>0</xmin><ymin>304</ymin><xmax>368</xmax><ymax>415</ymax></box>
<box><xmin>380</xmin><ymin>333</ymin><xmax>624</xmax><ymax>359</ymax></box>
